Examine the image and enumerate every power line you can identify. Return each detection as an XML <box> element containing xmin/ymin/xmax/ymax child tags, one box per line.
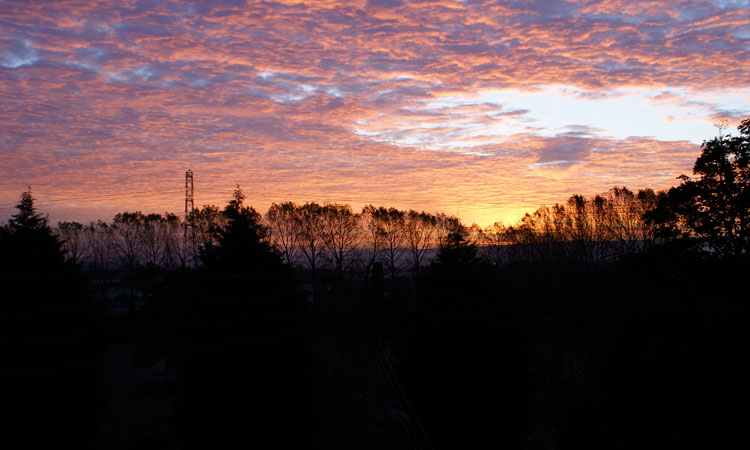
<box><xmin>0</xmin><ymin>189</ymin><xmax>184</xmax><ymax>210</ymax></box>
<box><xmin>2</xmin><ymin>188</ymin><xmax>183</xmax><ymax>203</ymax></box>
<box><xmin>0</xmin><ymin>188</ymin><xmax>453</xmax><ymax>213</ymax></box>
<box><xmin>375</xmin><ymin>349</ymin><xmax>422</xmax><ymax>449</ymax></box>
<box><xmin>378</xmin><ymin>347</ymin><xmax>434</xmax><ymax>450</ymax></box>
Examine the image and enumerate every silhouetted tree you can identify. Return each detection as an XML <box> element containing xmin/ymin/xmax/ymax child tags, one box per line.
<box><xmin>567</xmin><ymin>194</ymin><xmax>594</xmax><ymax>263</ymax></box>
<box><xmin>434</xmin><ymin>221</ymin><xmax>478</xmax><ymax>267</ymax></box>
<box><xmin>322</xmin><ymin>203</ymin><xmax>361</xmax><ymax>278</ymax></box>
<box><xmin>404</xmin><ymin>210</ymin><xmax>436</xmax><ymax>277</ymax></box>
<box><xmin>296</xmin><ymin>201</ymin><xmax>327</xmax><ymax>298</ymax></box>
<box><xmin>190</xmin><ymin>204</ymin><xmax>225</xmax><ymax>266</ymax></box>
<box><xmin>2</xmin><ymin>190</ymin><xmax>66</xmax><ymax>274</ymax></box>
<box><xmin>361</xmin><ymin>204</ymin><xmax>386</xmax><ymax>271</ymax></box>
<box><xmin>266</xmin><ymin>201</ymin><xmax>300</xmax><ymax>266</ymax></box>
<box><xmin>162</xmin><ymin>212</ymin><xmax>183</xmax><ymax>268</ymax></box>
<box><xmin>362</xmin><ymin>205</ymin><xmax>406</xmax><ymax>279</ymax></box>
<box><xmin>203</xmin><ymin>186</ymin><xmax>281</xmax><ymax>275</ymax></box>
<box><xmin>478</xmin><ymin>222</ymin><xmax>508</xmax><ymax>266</ymax></box>
<box><xmin>434</xmin><ymin>213</ymin><xmax>462</xmax><ymax>248</ymax></box>
<box><xmin>112</xmin><ymin>211</ymin><xmax>145</xmax><ymax>310</ymax></box>
<box><xmin>1</xmin><ymin>190</ymin><xmax>99</xmax><ymax>447</ymax></box>
<box><xmin>646</xmin><ymin>118</ymin><xmax>750</xmax><ymax>256</ymax></box>
<box><xmin>636</xmin><ymin>188</ymin><xmax>659</xmax><ymax>245</ymax></box>
<box><xmin>142</xmin><ymin>213</ymin><xmax>166</xmax><ymax>269</ymax></box>
<box><xmin>57</xmin><ymin>221</ymin><xmax>88</xmax><ymax>265</ymax></box>
<box><xmin>156</xmin><ymin>187</ymin><xmax>308</xmax><ymax>448</ymax></box>
<box><xmin>87</xmin><ymin>219</ymin><xmax>113</xmax><ymax>274</ymax></box>
<box><xmin>422</xmin><ymin>216</ymin><xmax>496</xmax><ymax>307</ymax></box>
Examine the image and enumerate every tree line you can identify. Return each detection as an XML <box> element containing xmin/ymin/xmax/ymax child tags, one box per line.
<box><xmin>51</xmin><ymin>194</ymin><xmax>653</xmax><ymax>277</ymax></box>
<box><xmin>2</xmin><ymin>117</ymin><xmax>740</xmax><ymax>289</ymax></box>
<box><xmin>1</xmin><ymin>118</ymin><xmax>747</xmax><ymax>449</ymax></box>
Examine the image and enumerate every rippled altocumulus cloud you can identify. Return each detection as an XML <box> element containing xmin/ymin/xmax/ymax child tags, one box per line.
<box><xmin>0</xmin><ymin>0</ymin><xmax>747</xmax><ymax>225</ymax></box>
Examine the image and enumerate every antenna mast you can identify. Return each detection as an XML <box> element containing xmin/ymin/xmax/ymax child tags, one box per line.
<box><xmin>184</xmin><ymin>169</ymin><xmax>195</xmax><ymax>267</ymax></box>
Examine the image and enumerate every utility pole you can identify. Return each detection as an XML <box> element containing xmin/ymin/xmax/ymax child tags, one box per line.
<box><xmin>184</xmin><ymin>169</ymin><xmax>195</xmax><ymax>267</ymax></box>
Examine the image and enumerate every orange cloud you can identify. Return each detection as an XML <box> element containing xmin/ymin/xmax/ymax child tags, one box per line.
<box><xmin>0</xmin><ymin>0</ymin><xmax>747</xmax><ymax>226</ymax></box>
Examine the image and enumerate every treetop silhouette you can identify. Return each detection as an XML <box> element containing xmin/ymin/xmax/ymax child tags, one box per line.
<box><xmin>646</xmin><ymin>118</ymin><xmax>750</xmax><ymax>256</ymax></box>
<box><xmin>203</xmin><ymin>185</ymin><xmax>282</xmax><ymax>275</ymax></box>
<box><xmin>1</xmin><ymin>189</ymin><xmax>67</xmax><ymax>276</ymax></box>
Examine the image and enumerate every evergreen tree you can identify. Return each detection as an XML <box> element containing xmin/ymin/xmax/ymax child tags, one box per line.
<box><xmin>163</xmin><ymin>187</ymin><xmax>310</xmax><ymax>448</ymax></box>
<box><xmin>1</xmin><ymin>189</ymin><xmax>99</xmax><ymax>447</ymax></box>
<box><xmin>9</xmin><ymin>188</ymin><xmax>47</xmax><ymax>229</ymax></box>
<box><xmin>1</xmin><ymin>189</ymin><xmax>66</xmax><ymax>276</ymax></box>
<box><xmin>203</xmin><ymin>185</ymin><xmax>284</xmax><ymax>275</ymax></box>
<box><xmin>435</xmin><ymin>225</ymin><xmax>478</xmax><ymax>267</ymax></box>
<box><xmin>423</xmin><ymin>220</ymin><xmax>496</xmax><ymax>307</ymax></box>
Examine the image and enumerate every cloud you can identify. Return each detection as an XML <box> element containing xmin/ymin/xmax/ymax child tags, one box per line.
<box><xmin>529</xmin><ymin>135</ymin><xmax>592</xmax><ymax>169</ymax></box>
<box><xmin>0</xmin><ymin>39</ymin><xmax>40</xmax><ymax>68</ymax></box>
<box><xmin>0</xmin><ymin>0</ymin><xmax>747</xmax><ymax>226</ymax></box>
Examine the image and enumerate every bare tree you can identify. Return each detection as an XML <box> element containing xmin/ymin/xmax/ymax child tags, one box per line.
<box><xmin>190</xmin><ymin>204</ymin><xmax>225</xmax><ymax>266</ymax></box>
<box><xmin>88</xmin><ymin>220</ymin><xmax>113</xmax><ymax>274</ymax></box>
<box><xmin>379</xmin><ymin>207</ymin><xmax>406</xmax><ymax>280</ymax></box>
<box><xmin>636</xmin><ymin>188</ymin><xmax>659</xmax><ymax>247</ymax></box>
<box><xmin>478</xmin><ymin>222</ymin><xmax>507</xmax><ymax>266</ymax></box>
<box><xmin>361</xmin><ymin>205</ymin><xmax>386</xmax><ymax>271</ymax></box>
<box><xmin>404</xmin><ymin>210</ymin><xmax>436</xmax><ymax>277</ymax></box>
<box><xmin>362</xmin><ymin>205</ymin><xmax>406</xmax><ymax>279</ymax></box>
<box><xmin>566</xmin><ymin>195</ymin><xmax>595</xmax><ymax>263</ymax></box>
<box><xmin>590</xmin><ymin>194</ymin><xmax>611</xmax><ymax>261</ymax></box>
<box><xmin>142</xmin><ymin>213</ymin><xmax>167</xmax><ymax>269</ymax></box>
<box><xmin>112</xmin><ymin>211</ymin><xmax>145</xmax><ymax>309</ymax></box>
<box><xmin>510</xmin><ymin>212</ymin><xmax>544</xmax><ymax>263</ymax></box>
<box><xmin>57</xmin><ymin>221</ymin><xmax>89</xmax><ymax>265</ymax></box>
<box><xmin>112</xmin><ymin>212</ymin><xmax>144</xmax><ymax>269</ymax></box>
<box><xmin>266</xmin><ymin>202</ymin><xmax>300</xmax><ymax>266</ymax></box>
<box><xmin>162</xmin><ymin>213</ymin><xmax>183</xmax><ymax>269</ymax></box>
<box><xmin>322</xmin><ymin>203</ymin><xmax>361</xmax><ymax>278</ymax></box>
<box><xmin>434</xmin><ymin>213</ymin><xmax>463</xmax><ymax>249</ymax></box>
<box><xmin>296</xmin><ymin>202</ymin><xmax>327</xmax><ymax>298</ymax></box>
<box><xmin>605</xmin><ymin>187</ymin><xmax>641</xmax><ymax>257</ymax></box>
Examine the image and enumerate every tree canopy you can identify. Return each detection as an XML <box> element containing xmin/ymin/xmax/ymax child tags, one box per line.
<box><xmin>646</xmin><ymin>118</ymin><xmax>750</xmax><ymax>256</ymax></box>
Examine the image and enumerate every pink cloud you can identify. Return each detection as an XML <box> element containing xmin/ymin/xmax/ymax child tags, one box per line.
<box><xmin>0</xmin><ymin>0</ymin><xmax>746</xmax><ymax>226</ymax></box>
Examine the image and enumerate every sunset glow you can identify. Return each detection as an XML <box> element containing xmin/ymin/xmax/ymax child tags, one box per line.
<box><xmin>1</xmin><ymin>0</ymin><xmax>748</xmax><ymax>226</ymax></box>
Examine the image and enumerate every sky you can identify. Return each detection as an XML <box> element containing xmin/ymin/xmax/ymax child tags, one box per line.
<box><xmin>1</xmin><ymin>0</ymin><xmax>748</xmax><ymax>227</ymax></box>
